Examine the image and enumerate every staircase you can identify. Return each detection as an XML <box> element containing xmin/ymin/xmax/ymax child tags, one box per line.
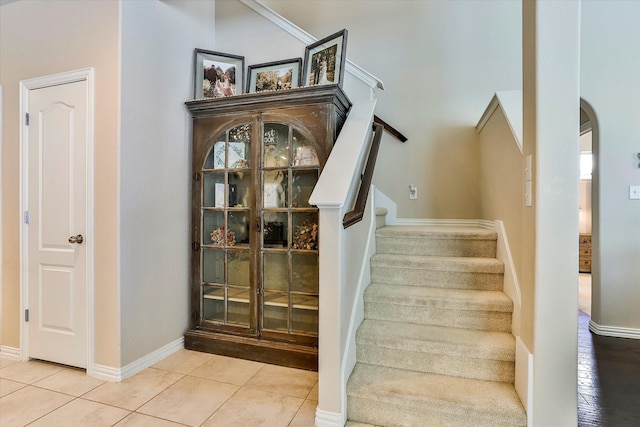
<box><xmin>347</xmin><ymin>225</ymin><xmax>527</xmax><ymax>426</ymax></box>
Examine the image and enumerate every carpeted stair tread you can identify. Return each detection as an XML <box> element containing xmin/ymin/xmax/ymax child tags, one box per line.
<box><xmin>365</xmin><ymin>283</ymin><xmax>513</xmax><ymax>312</ymax></box>
<box><xmin>376</xmin><ymin>225</ymin><xmax>499</xmax><ymax>258</ymax></box>
<box><xmin>347</xmin><ymin>363</ymin><xmax>526</xmax><ymax>426</ymax></box>
<box><xmin>377</xmin><ymin>225</ymin><xmax>498</xmax><ymax>240</ymax></box>
<box><xmin>357</xmin><ymin>319</ymin><xmax>515</xmax><ymax>361</ymax></box>
<box><xmin>372</xmin><ymin>253</ymin><xmax>504</xmax><ymax>273</ymax></box>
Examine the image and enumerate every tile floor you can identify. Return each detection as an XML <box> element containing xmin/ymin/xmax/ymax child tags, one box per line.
<box><xmin>0</xmin><ymin>350</ymin><xmax>321</xmax><ymax>427</ymax></box>
<box><xmin>0</xmin><ymin>274</ymin><xmax>615</xmax><ymax>427</ymax></box>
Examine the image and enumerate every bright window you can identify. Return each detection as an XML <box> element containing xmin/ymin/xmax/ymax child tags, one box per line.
<box><xmin>580</xmin><ymin>152</ymin><xmax>592</xmax><ymax>180</ymax></box>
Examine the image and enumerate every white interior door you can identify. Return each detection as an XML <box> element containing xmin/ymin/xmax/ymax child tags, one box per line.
<box><xmin>26</xmin><ymin>79</ymin><xmax>88</xmax><ymax>368</ymax></box>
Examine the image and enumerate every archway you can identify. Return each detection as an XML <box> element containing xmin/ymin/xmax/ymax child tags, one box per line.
<box><xmin>579</xmin><ymin>98</ymin><xmax>599</xmax><ymax>321</ymax></box>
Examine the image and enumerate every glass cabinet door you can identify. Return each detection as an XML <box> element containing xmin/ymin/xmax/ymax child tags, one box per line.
<box><xmin>197</xmin><ymin>120</ymin><xmax>320</xmax><ymax>340</ymax></box>
<box><xmin>261</xmin><ymin>123</ymin><xmax>320</xmax><ymax>337</ymax></box>
<box><xmin>201</xmin><ymin>124</ymin><xmax>253</xmax><ymax>329</ymax></box>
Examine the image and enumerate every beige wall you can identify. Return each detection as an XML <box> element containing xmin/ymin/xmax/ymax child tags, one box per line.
<box><xmin>118</xmin><ymin>0</ymin><xmax>214</xmax><ymax>366</ymax></box>
<box><xmin>478</xmin><ymin>107</ymin><xmax>523</xmax><ymax>282</ymax></box>
<box><xmin>582</xmin><ymin>1</ymin><xmax>640</xmax><ymax>331</ymax></box>
<box><xmin>223</xmin><ymin>0</ymin><xmax>522</xmax><ymax>220</ymax></box>
<box><xmin>1</xmin><ymin>0</ymin><xmax>215</xmax><ymax>369</ymax></box>
<box><xmin>0</xmin><ymin>0</ymin><xmax>121</xmax><ymax>366</ymax></box>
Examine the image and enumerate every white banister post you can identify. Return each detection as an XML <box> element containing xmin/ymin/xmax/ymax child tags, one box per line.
<box><xmin>315</xmin><ymin>205</ymin><xmax>346</xmax><ymax>426</ymax></box>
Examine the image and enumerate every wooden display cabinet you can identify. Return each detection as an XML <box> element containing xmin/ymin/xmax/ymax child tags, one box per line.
<box><xmin>185</xmin><ymin>85</ymin><xmax>350</xmax><ymax>370</ymax></box>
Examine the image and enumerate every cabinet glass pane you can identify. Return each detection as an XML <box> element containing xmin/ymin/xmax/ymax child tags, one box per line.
<box><xmin>203</xmin><ymin>172</ymin><xmax>225</xmax><ymax>208</ymax></box>
<box><xmin>202</xmin><ymin>248</ymin><xmax>224</xmax><ymax>284</ymax></box>
<box><xmin>227</xmin><ymin>288</ymin><xmax>250</xmax><ymax>326</ymax></box>
<box><xmin>228</xmin><ymin>141</ymin><xmax>250</xmax><ymax>169</ymax></box>
<box><xmin>292</xmin><ymin>170</ymin><xmax>318</xmax><ymax>208</ymax></box>
<box><xmin>205</xmin><ymin>139</ymin><xmax>226</xmax><ymax>170</ymax></box>
<box><xmin>228</xmin><ymin>172</ymin><xmax>251</xmax><ymax>208</ymax></box>
<box><xmin>228</xmin><ymin>211</ymin><xmax>250</xmax><ymax>246</ymax></box>
<box><xmin>292</xmin><ymin>253</ymin><xmax>318</xmax><ymax>293</ymax></box>
<box><xmin>292</xmin><ymin>212</ymin><xmax>319</xmax><ymax>250</ymax></box>
<box><xmin>228</xmin><ymin>250</ymin><xmax>250</xmax><ymax>287</ymax></box>
<box><xmin>263</xmin><ymin>123</ymin><xmax>289</xmax><ymax>168</ymax></box>
<box><xmin>263</xmin><ymin>170</ymin><xmax>288</xmax><ymax>208</ymax></box>
<box><xmin>292</xmin><ymin>295</ymin><xmax>318</xmax><ymax>334</ymax></box>
<box><xmin>292</xmin><ymin>130</ymin><xmax>319</xmax><ymax>166</ymax></box>
<box><xmin>263</xmin><ymin>211</ymin><xmax>288</xmax><ymax>248</ymax></box>
<box><xmin>263</xmin><ymin>291</ymin><xmax>288</xmax><ymax>331</ymax></box>
<box><xmin>264</xmin><ymin>252</ymin><xmax>289</xmax><ymax>291</ymax></box>
<box><xmin>202</xmin><ymin>285</ymin><xmax>225</xmax><ymax>322</ymax></box>
<box><xmin>203</xmin><ymin>210</ymin><xmax>224</xmax><ymax>245</ymax></box>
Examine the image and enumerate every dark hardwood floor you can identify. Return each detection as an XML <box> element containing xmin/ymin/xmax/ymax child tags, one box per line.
<box><xmin>578</xmin><ymin>310</ymin><xmax>640</xmax><ymax>426</ymax></box>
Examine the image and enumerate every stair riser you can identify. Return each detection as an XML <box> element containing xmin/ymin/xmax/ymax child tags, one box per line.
<box><xmin>377</xmin><ymin>237</ymin><xmax>497</xmax><ymax>258</ymax></box>
<box><xmin>364</xmin><ymin>302</ymin><xmax>512</xmax><ymax>332</ymax></box>
<box><xmin>371</xmin><ymin>267</ymin><xmax>504</xmax><ymax>291</ymax></box>
<box><xmin>347</xmin><ymin>396</ymin><xmax>523</xmax><ymax>427</ymax></box>
<box><xmin>356</xmin><ymin>345</ymin><xmax>515</xmax><ymax>383</ymax></box>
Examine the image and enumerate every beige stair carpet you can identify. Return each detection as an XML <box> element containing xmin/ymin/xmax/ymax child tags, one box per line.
<box><xmin>347</xmin><ymin>225</ymin><xmax>526</xmax><ymax>426</ymax></box>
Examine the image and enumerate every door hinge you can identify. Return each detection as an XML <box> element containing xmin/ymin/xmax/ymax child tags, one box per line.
<box><xmin>192</xmin><ymin>242</ymin><xmax>200</xmax><ymax>252</ymax></box>
<box><xmin>25</xmin><ymin>113</ymin><xmax>30</xmax><ymax>126</ymax></box>
<box><xmin>25</xmin><ymin>309</ymin><xmax>29</xmax><ymax>322</ymax></box>
<box><xmin>24</xmin><ymin>211</ymin><xmax>30</xmax><ymax>225</ymax></box>
<box><xmin>192</xmin><ymin>172</ymin><xmax>200</xmax><ymax>182</ymax></box>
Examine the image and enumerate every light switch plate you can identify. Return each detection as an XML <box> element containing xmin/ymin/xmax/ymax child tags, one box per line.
<box><xmin>630</xmin><ymin>185</ymin><xmax>640</xmax><ymax>200</ymax></box>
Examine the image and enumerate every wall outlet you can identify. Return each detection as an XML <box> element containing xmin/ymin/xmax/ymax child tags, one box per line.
<box><xmin>409</xmin><ymin>185</ymin><xmax>417</xmax><ymax>200</ymax></box>
<box><xmin>630</xmin><ymin>185</ymin><xmax>640</xmax><ymax>200</ymax></box>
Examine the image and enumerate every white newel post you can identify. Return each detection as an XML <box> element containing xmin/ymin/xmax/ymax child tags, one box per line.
<box><xmin>315</xmin><ymin>204</ymin><xmax>347</xmax><ymax>427</ymax></box>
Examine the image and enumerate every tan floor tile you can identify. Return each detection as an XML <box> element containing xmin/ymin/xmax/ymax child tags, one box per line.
<box><xmin>246</xmin><ymin>364</ymin><xmax>317</xmax><ymax>398</ymax></box>
<box><xmin>0</xmin><ymin>385</ymin><xmax>73</xmax><ymax>427</ymax></box>
<box><xmin>0</xmin><ymin>359</ymin><xmax>62</xmax><ymax>384</ymax></box>
<box><xmin>0</xmin><ymin>358</ymin><xmax>19</xmax><ymax>370</ymax></box>
<box><xmin>0</xmin><ymin>378</ymin><xmax>26</xmax><ymax>397</ymax></box>
<box><xmin>113</xmin><ymin>412</ymin><xmax>187</xmax><ymax>426</ymax></box>
<box><xmin>28</xmin><ymin>398</ymin><xmax>131</xmax><ymax>427</ymax></box>
<box><xmin>35</xmin><ymin>366</ymin><xmax>105</xmax><ymax>396</ymax></box>
<box><xmin>202</xmin><ymin>386</ymin><xmax>303</xmax><ymax>427</ymax></box>
<box><xmin>83</xmin><ymin>368</ymin><xmax>183</xmax><ymax>411</ymax></box>
<box><xmin>289</xmin><ymin>398</ymin><xmax>317</xmax><ymax>427</ymax></box>
<box><xmin>345</xmin><ymin>422</ymin><xmax>377</xmax><ymax>427</ymax></box>
<box><xmin>190</xmin><ymin>354</ymin><xmax>263</xmax><ymax>386</ymax></box>
<box><xmin>137</xmin><ymin>375</ymin><xmax>238</xmax><ymax>426</ymax></box>
<box><xmin>307</xmin><ymin>381</ymin><xmax>318</xmax><ymax>400</ymax></box>
<box><xmin>151</xmin><ymin>348</ymin><xmax>212</xmax><ymax>375</ymax></box>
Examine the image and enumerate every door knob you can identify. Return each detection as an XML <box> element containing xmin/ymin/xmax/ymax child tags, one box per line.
<box><xmin>68</xmin><ymin>234</ymin><xmax>84</xmax><ymax>244</ymax></box>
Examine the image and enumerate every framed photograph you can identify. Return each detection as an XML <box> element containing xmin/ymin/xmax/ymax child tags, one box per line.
<box><xmin>303</xmin><ymin>29</ymin><xmax>348</xmax><ymax>87</ymax></box>
<box><xmin>247</xmin><ymin>58</ymin><xmax>302</xmax><ymax>93</ymax></box>
<box><xmin>193</xmin><ymin>49</ymin><xmax>244</xmax><ymax>99</ymax></box>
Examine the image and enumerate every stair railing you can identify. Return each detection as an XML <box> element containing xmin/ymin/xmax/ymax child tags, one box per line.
<box><xmin>343</xmin><ymin>117</ymin><xmax>406</xmax><ymax>228</ymax></box>
<box><xmin>342</xmin><ymin>123</ymin><xmax>383</xmax><ymax>228</ymax></box>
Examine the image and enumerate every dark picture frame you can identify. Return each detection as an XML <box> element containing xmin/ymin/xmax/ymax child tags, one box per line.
<box><xmin>247</xmin><ymin>58</ymin><xmax>302</xmax><ymax>93</ymax></box>
<box><xmin>302</xmin><ymin>29</ymin><xmax>348</xmax><ymax>87</ymax></box>
<box><xmin>193</xmin><ymin>49</ymin><xmax>244</xmax><ymax>99</ymax></box>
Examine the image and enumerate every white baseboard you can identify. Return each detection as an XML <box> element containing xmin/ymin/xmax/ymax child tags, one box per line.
<box><xmin>0</xmin><ymin>346</ymin><xmax>21</xmax><ymax>360</ymax></box>
<box><xmin>89</xmin><ymin>336</ymin><xmax>184</xmax><ymax>382</ymax></box>
<box><xmin>91</xmin><ymin>363</ymin><xmax>122</xmax><ymax>382</ymax></box>
<box><xmin>589</xmin><ymin>320</ymin><xmax>640</xmax><ymax>339</ymax></box>
<box><xmin>315</xmin><ymin>408</ymin><xmax>344</xmax><ymax>427</ymax></box>
<box><xmin>515</xmin><ymin>336</ymin><xmax>533</xmax><ymax>426</ymax></box>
